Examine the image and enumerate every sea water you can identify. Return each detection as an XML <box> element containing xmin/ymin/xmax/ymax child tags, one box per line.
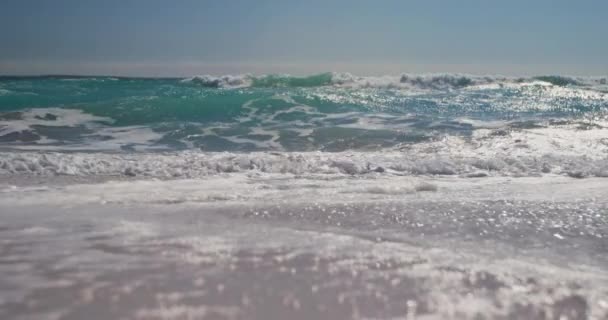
<box><xmin>0</xmin><ymin>73</ymin><xmax>607</xmax><ymax>319</ymax></box>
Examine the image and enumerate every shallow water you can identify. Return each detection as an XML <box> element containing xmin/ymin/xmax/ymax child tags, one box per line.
<box><xmin>1</xmin><ymin>176</ymin><xmax>608</xmax><ymax>319</ymax></box>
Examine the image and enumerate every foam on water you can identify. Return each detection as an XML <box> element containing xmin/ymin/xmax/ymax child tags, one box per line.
<box><xmin>1</xmin><ymin>133</ymin><xmax>607</xmax><ymax>179</ymax></box>
<box><xmin>1</xmin><ymin>113</ymin><xmax>607</xmax><ymax>178</ymax></box>
<box><xmin>0</xmin><ymin>108</ymin><xmax>112</xmax><ymax>136</ymax></box>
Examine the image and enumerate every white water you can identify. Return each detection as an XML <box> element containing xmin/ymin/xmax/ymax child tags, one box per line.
<box><xmin>2</xmin><ymin>119</ymin><xmax>607</xmax><ymax>178</ymax></box>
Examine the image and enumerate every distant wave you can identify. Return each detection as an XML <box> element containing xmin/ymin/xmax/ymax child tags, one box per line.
<box><xmin>182</xmin><ymin>73</ymin><xmax>333</xmax><ymax>89</ymax></box>
<box><xmin>3</xmin><ymin>73</ymin><xmax>606</xmax><ymax>91</ymax></box>
<box><xmin>182</xmin><ymin>72</ymin><xmax>608</xmax><ymax>90</ymax></box>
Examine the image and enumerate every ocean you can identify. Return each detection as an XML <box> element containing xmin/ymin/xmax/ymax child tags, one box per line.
<box><xmin>1</xmin><ymin>73</ymin><xmax>607</xmax><ymax>319</ymax></box>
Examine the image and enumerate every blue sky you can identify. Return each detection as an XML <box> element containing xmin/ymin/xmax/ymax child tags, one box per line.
<box><xmin>1</xmin><ymin>0</ymin><xmax>607</xmax><ymax>76</ymax></box>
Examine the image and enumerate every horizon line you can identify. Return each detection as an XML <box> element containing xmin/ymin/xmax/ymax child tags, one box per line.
<box><xmin>1</xmin><ymin>72</ymin><xmax>607</xmax><ymax>79</ymax></box>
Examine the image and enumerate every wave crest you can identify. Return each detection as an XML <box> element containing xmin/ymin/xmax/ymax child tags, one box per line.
<box><xmin>183</xmin><ymin>73</ymin><xmax>334</xmax><ymax>89</ymax></box>
<box><xmin>183</xmin><ymin>73</ymin><xmax>608</xmax><ymax>90</ymax></box>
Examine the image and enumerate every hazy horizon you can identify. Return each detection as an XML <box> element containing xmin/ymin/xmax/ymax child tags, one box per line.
<box><xmin>1</xmin><ymin>0</ymin><xmax>608</xmax><ymax>77</ymax></box>
<box><xmin>1</xmin><ymin>61</ymin><xmax>607</xmax><ymax>78</ymax></box>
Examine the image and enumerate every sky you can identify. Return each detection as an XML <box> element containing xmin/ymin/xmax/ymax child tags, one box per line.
<box><xmin>1</xmin><ymin>0</ymin><xmax>607</xmax><ymax>76</ymax></box>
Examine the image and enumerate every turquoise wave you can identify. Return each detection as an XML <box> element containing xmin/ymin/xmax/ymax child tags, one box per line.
<box><xmin>0</xmin><ymin>74</ymin><xmax>607</xmax><ymax>152</ymax></box>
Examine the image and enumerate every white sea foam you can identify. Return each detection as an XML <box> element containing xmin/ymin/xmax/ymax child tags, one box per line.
<box><xmin>0</xmin><ymin>108</ymin><xmax>169</xmax><ymax>151</ymax></box>
<box><xmin>2</xmin><ymin>123</ymin><xmax>607</xmax><ymax>179</ymax></box>
<box><xmin>0</xmin><ymin>108</ymin><xmax>113</xmax><ymax>137</ymax></box>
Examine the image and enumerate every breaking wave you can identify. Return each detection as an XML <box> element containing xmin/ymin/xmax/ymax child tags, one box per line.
<box><xmin>183</xmin><ymin>72</ymin><xmax>608</xmax><ymax>90</ymax></box>
<box><xmin>2</xmin><ymin>146</ymin><xmax>607</xmax><ymax>179</ymax></box>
